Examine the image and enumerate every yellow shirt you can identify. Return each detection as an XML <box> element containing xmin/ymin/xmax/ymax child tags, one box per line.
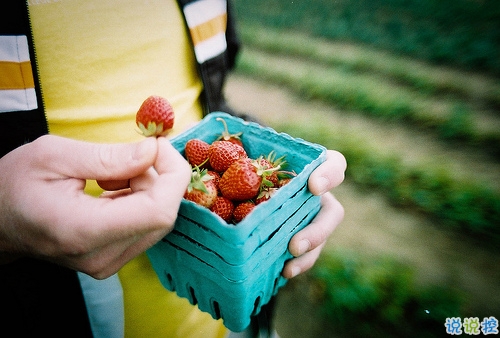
<box><xmin>28</xmin><ymin>0</ymin><xmax>226</xmax><ymax>337</ymax></box>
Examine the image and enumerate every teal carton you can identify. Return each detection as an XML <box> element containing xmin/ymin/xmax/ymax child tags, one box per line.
<box><xmin>146</xmin><ymin>112</ymin><xmax>327</xmax><ymax>332</ymax></box>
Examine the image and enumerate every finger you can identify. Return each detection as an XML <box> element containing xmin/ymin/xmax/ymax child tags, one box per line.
<box><xmin>129</xmin><ymin>167</ymin><xmax>159</xmax><ymax>192</ymax></box>
<box><xmin>308</xmin><ymin>150</ymin><xmax>347</xmax><ymax>195</ymax></box>
<box><xmin>35</xmin><ymin>135</ymin><xmax>158</xmax><ymax>182</ymax></box>
<box><xmin>288</xmin><ymin>193</ymin><xmax>344</xmax><ymax>257</ymax></box>
<box><xmin>65</xmin><ymin>138</ymin><xmax>190</xmax><ymax>242</ymax></box>
<box><xmin>97</xmin><ymin>166</ymin><xmax>159</xmax><ymax>192</ymax></box>
<box><xmin>282</xmin><ymin>242</ymin><xmax>325</xmax><ymax>279</ymax></box>
<box><xmin>79</xmin><ymin>140</ymin><xmax>190</xmax><ymax>276</ymax></box>
<box><xmin>153</xmin><ymin>137</ymin><xmax>190</xmax><ymax>175</ymax></box>
<box><xmin>151</xmin><ymin>137</ymin><xmax>191</xmax><ymax>201</ymax></box>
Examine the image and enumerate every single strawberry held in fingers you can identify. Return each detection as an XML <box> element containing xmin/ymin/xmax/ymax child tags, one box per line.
<box><xmin>136</xmin><ymin>95</ymin><xmax>175</xmax><ymax>137</ymax></box>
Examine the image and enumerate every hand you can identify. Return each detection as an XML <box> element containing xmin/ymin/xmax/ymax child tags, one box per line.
<box><xmin>0</xmin><ymin>135</ymin><xmax>191</xmax><ymax>279</ymax></box>
<box><xmin>282</xmin><ymin>150</ymin><xmax>346</xmax><ymax>278</ymax></box>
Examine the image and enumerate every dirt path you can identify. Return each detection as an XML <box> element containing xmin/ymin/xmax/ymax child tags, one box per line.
<box><xmin>224</xmin><ymin>74</ymin><xmax>500</xmax><ymax>337</ymax></box>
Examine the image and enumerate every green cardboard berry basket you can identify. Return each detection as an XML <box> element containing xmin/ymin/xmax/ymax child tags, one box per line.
<box><xmin>146</xmin><ymin>112</ymin><xmax>327</xmax><ymax>332</ymax></box>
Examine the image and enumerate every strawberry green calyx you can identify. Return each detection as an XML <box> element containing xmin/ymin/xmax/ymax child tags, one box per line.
<box><xmin>252</xmin><ymin>157</ymin><xmax>281</xmax><ymax>188</ymax></box>
<box><xmin>137</xmin><ymin>121</ymin><xmax>168</xmax><ymax>137</ymax></box>
<box><xmin>184</xmin><ymin>165</ymin><xmax>218</xmax><ymax>208</ymax></box>
<box><xmin>265</xmin><ymin>150</ymin><xmax>286</xmax><ymax>169</ymax></box>
<box><xmin>187</xmin><ymin>166</ymin><xmax>212</xmax><ymax>194</ymax></box>
<box><xmin>256</xmin><ymin>187</ymin><xmax>278</xmax><ymax>204</ymax></box>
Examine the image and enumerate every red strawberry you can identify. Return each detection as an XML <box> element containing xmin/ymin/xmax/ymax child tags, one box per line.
<box><xmin>185</xmin><ymin>138</ymin><xmax>210</xmax><ymax>167</ymax></box>
<box><xmin>210</xmin><ymin>196</ymin><xmax>234</xmax><ymax>222</ymax></box>
<box><xmin>233</xmin><ymin>201</ymin><xmax>255</xmax><ymax>223</ymax></box>
<box><xmin>208</xmin><ymin>141</ymin><xmax>247</xmax><ymax>173</ymax></box>
<box><xmin>207</xmin><ymin>170</ymin><xmax>221</xmax><ymax>193</ymax></box>
<box><xmin>219</xmin><ymin>158</ymin><xmax>263</xmax><ymax>201</ymax></box>
<box><xmin>216</xmin><ymin>117</ymin><xmax>243</xmax><ymax>147</ymax></box>
<box><xmin>255</xmin><ymin>187</ymin><xmax>278</xmax><ymax>205</ymax></box>
<box><xmin>277</xmin><ymin>170</ymin><xmax>297</xmax><ymax>188</ymax></box>
<box><xmin>184</xmin><ymin>167</ymin><xmax>218</xmax><ymax>208</ymax></box>
<box><xmin>258</xmin><ymin>151</ymin><xmax>287</xmax><ymax>187</ymax></box>
<box><xmin>258</xmin><ymin>158</ymin><xmax>279</xmax><ymax>187</ymax></box>
<box><xmin>277</xmin><ymin>177</ymin><xmax>293</xmax><ymax>188</ymax></box>
<box><xmin>136</xmin><ymin>95</ymin><xmax>175</xmax><ymax>137</ymax></box>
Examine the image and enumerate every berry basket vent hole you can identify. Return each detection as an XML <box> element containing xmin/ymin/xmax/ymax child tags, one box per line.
<box><xmin>165</xmin><ymin>272</ymin><xmax>175</xmax><ymax>291</ymax></box>
<box><xmin>188</xmin><ymin>286</ymin><xmax>198</xmax><ymax>305</ymax></box>
<box><xmin>291</xmin><ymin>183</ymin><xmax>308</xmax><ymax>199</ymax></box>
<box><xmin>252</xmin><ymin>296</ymin><xmax>262</xmax><ymax>316</ymax></box>
<box><xmin>212</xmin><ymin>300</ymin><xmax>221</xmax><ymax>320</ymax></box>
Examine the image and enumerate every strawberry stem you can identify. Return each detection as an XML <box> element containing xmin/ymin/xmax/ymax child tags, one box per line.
<box><xmin>216</xmin><ymin>117</ymin><xmax>242</xmax><ymax>142</ymax></box>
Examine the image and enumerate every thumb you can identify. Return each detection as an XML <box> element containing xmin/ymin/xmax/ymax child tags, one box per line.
<box><xmin>40</xmin><ymin>135</ymin><xmax>158</xmax><ymax>181</ymax></box>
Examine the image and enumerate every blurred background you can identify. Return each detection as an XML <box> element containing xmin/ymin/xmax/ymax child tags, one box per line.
<box><xmin>225</xmin><ymin>0</ymin><xmax>500</xmax><ymax>336</ymax></box>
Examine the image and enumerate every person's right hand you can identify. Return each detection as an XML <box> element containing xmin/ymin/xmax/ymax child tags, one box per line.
<box><xmin>0</xmin><ymin>135</ymin><xmax>191</xmax><ymax>279</ymax></box>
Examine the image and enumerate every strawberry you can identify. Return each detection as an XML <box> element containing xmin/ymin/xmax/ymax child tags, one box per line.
<box><xmin>185</xmin><ymin>138</ymin><xmax>210</xmax><ymax>167</ymax></box>
<box><xmin>184</xmin><ymin>167</ymin><xmax>218</xmax><ymax>208</ymax></box>
<box><xmin>258</xmin><ymin>151</ymin><xmax>287</xmax><ymax>187</ymax></box>
<box><xmin>233</xmin><ymin>201</ymin><xmax>255</xmax><ymax>223</ymax></box>
<box><xmin>208</xmin><ymin>140</ymin><xmax>247</xmax><ymax>173</ymax></box>
<box><xmin>216</xmin><ymin>117</ymin><xmax>243</xmax><ymax>147</ymax></box>
<box><xmin>210</xmin><ymin>196</ymin><xmax>234</xmax><ymax>223</ymax></box>
<box><xmin>277</xmin><ymin>169</ymin><xmax>297</xmax><ymax>187</ymax></box>
<box><xmin>258</xmin><ymin>158</ymin><xmax>279</xmax><ymax>187</ymax></box>
<box><xmin>277</xmin><ymin>177</ymin><xmax>293</xmax><ymax>188</ymax></box>
<box><xmin>207</xmin><ymin>170</ymin><xmax>221</xmax><ymax>193</ymax></box>
<box><xmin>136</xmin><ymin>95</ymin><xmax>175</xmax><ymax>137</ymax></box>
<box><xmin>255</xmin><ymin>187</ymin><xmax>278</xmax><ymax>205</ymax></box>
<box><xmin>219</xmin><ymin>158</ymin><xmax>263</xmax><ymax>201</ymax></box>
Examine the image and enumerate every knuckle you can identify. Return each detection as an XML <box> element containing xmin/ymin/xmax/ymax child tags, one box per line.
<box><xmin>95</xmin><ymin>146</ymin><xmax>118</xmax><ymax>179</ymax></box>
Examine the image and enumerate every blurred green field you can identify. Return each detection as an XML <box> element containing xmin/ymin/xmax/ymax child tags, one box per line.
<box><xmin>233</xmin><ymin>0</ymin><xmax>500</xmax><ymax>76</ymax></box>
<box><xmin>228</xmin><ymin>1</ymin><xmax>500</xmax><ymax>336</ymax></box>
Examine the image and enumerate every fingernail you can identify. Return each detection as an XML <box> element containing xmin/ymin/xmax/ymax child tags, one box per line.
<box><xmin>315</xmin><ymin>176</ymin><xmax>330</xmax><ymax>195</ymax></box>
<box><xmin>290</xmin><ymin>266</ymin><xmax>301</xmax><ymax>278</ymax></box>
<box><xmin>297</xmin><ymin>239</ymin><xmax>311</xmax><ymax>256</ymax></box>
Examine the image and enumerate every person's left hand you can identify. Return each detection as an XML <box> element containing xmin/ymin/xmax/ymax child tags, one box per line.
<box><xmin>282</xmin><ymin>149</ymin><xmax>346</xmax><ymax>278</ymax></box>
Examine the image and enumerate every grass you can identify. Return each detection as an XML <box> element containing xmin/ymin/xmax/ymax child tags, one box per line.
<box><xmin>310</xmin><ymin>249</ymin><xmax>464</xmax><ymax>337</ymax></box>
